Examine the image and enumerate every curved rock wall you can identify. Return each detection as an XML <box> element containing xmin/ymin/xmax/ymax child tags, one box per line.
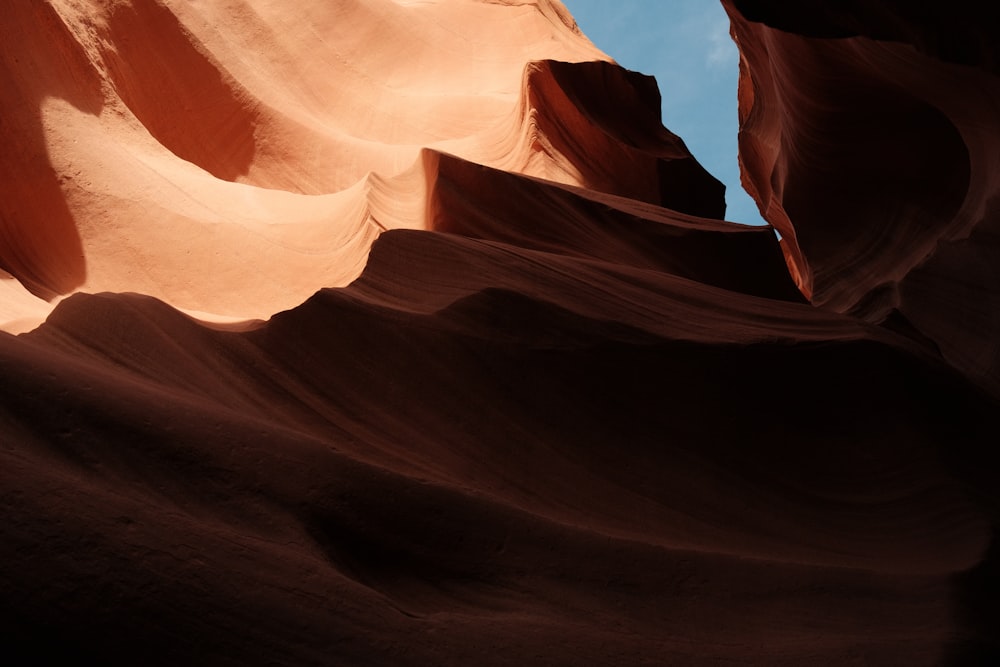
<box><xmin>725</xmin><ymin>0</ymin><xmax>1000</xmax><ymax>395</ymax></box>
<box><xmin>1</xmin><ymin>1</ymin><xmax>998</xmax><ymax>664</ymax></box>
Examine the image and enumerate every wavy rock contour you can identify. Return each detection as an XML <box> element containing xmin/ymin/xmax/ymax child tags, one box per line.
<box><xmin>725</xmin><ymin>0</ymin><xmax>1000</xmax><ymax>397</ymax></box>
<box><xmin>1</xmin><ymin>0</ymin><xmax>998</xmax><ymax>664</ymax></box>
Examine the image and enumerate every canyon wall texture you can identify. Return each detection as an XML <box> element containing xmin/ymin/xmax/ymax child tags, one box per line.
<box><xmin>725</xmin><ymin>0</ymin><xmax>1000</xmax><ymax>398</ymax></box>
<box><xmin>1</xmin><ymin>0</ymin><xmax>997</xmax><ymax>664</ymax></box>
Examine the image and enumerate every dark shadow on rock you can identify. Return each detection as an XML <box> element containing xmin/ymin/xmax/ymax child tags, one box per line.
<box><xmin>102</xmin><ymin>0</ymin><xmax>257</xmax><ymax>182</ymax></box>
<box><xmin>946</xmin><ymin>528</ymin><xmax>1000</xmax><ymax>665</ymax></box>
<box><xmin>0</xmin><ymin>3</ymin><xmax>102</xmax><ymax>299</ymax></box>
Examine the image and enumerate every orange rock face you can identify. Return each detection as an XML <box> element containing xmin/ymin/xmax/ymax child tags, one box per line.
<box><xmin>1</xmin><ymin>1</ymin><xmax>998</xmax><ymax>664</ymax></box>
<box><xmin>725</xmin><ymin>0</ymin><xmax>1000</xmax><ymax>398</ymax></box>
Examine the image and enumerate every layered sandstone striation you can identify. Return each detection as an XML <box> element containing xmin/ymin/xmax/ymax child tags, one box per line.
<box><xmin>1</xmin><ymin>0</ymin><xmax>998</xmax><ymax>664</ymax></box>
<box><xmin>0</xmin><ymin>0</ymin><xmax>721</xmax><ymax>328</ymax></box>
<box><xmin>725</xmin><ymin>0</ymin><xmax>1000</xmax><ymax>397</ymax></box>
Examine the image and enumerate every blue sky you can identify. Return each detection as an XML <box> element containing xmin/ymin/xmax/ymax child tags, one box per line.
<box><xmin>561</xmin><ymin>1</ymin><xmax>767</xmax><ymax>226</ymax></box>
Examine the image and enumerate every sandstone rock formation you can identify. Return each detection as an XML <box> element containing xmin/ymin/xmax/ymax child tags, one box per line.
<box><xmin>725</xmin><ymin>0</ymin><xmax>1000</xmax><ymax>398</ymax></box>
<box><xmin>1</xmin><ymin>1</ymin><xmax>997</xmax><ymax>664</ymax></box>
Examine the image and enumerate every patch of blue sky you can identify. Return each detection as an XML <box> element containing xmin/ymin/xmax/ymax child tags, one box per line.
<box><xmin>561</xmin><ymin>1</ymin><xmax>767</xmax><ymax>227</ymax></box>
